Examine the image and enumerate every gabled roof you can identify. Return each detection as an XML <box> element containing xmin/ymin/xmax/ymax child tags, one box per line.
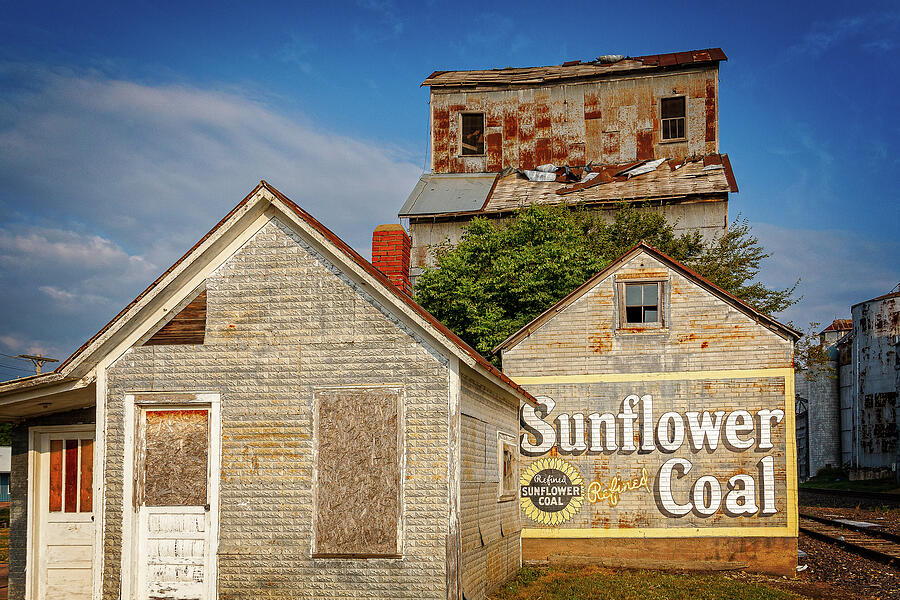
<box><xmin>423</xmin><ymin>48</ymin><xmax>727</xmax><ymax>89</ymax></box>
<box><xmin>820</xmin><ymin>319</ymin><xmax>852</xmax><ymax>334</ymax></box>
<box><xmin>493</xmin><ymin>242</ymin><xmax>801</xmax><ymax>354</ymax></box>
<box><xmin>401</xmin><ymin>154</ymin><xmax>736</xmax><ymax>219</ymax></box>
<box><xmin>0</xmin><ymin>182</ymin><xmax>538</xmax><ymax>409</ymax></box>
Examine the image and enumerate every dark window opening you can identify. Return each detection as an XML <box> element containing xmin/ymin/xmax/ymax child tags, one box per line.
<box><xmin>661</xmin><ymin>97</ymin><xmax>686</xmax><ymax>140</ymax></box>
<box><xmin>460</xmin><ymin>113</ymin><xmax>485</xmax><ymax>155</ymax></box>
<box><xmin>625</xmin><ymin>283</ymin><xmax>659</xmax><ymax>324</ymax></box>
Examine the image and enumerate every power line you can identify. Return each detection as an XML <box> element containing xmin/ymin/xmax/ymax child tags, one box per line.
<box><xmin>0</xmin><ymin>363</ymin><xmax>33</xmax><ymax>375</ymax></box>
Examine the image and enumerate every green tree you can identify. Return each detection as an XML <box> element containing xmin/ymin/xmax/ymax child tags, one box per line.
<box><xmin>792</xmin><ymin>322</ymin><xmax>837</xmax><ymax>379</ymax></box>
<box><xmin>0</xmin><ymin>423</ymin><xmax>11</xmax><ymax>446</ymax></box>
<box><xmin>415</xmin><ymin>203</ymin><xmax>797</xmax><ymax>360</ymax></box>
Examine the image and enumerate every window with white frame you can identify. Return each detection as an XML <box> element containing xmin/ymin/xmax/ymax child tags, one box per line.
<box><xmin>660</xmin><ymin>96</ymin><xmax>686</xmax><ymax>140</ymax></box>
<box><xmin>497</xmin><ymin>432</ymin><xmax>518</xmax><ymax>501</ymax></box>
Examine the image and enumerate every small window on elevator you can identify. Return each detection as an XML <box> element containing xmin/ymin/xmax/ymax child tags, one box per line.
<box><xmin>660</xmin><ymin>96</ymin><xmax>686</xmax><ymax>141</ymax></box>
<box><xmin>460</xmin><ymin>113</ymin><xmax>485</xmax><ymax>156</ymax></box>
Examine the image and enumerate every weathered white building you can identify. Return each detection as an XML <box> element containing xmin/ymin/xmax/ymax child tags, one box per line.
<box><xmin>0</xmin><ymin>182</ymin><xmax>534</xmax><ymax>600</ymax></box>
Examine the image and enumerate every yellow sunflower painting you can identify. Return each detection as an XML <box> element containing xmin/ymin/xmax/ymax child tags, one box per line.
<box><xmin>519</xmin><ymin>456</ymin><xmax>585</xmax><ymax>525</ymax></box>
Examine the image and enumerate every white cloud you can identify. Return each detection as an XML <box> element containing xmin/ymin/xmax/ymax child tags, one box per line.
<box><xmin>754</xmin><ymin>222</ymin><xmax>900</xmax><ymax>329</ymax></box>
<box><xmin>0</xmin><ymin>63</ymin><xmax>422</xmax><ymax>360</ymax></box>
<box><xmin>789</xmin><ymin>17</ymin><xmax>866</xmax><ymax>57</ymax></box>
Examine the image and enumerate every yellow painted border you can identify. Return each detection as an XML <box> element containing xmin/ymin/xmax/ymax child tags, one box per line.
<box><xmin>512</xmin><ymin>367</ymin><xmax>793</xmax><ymax>385</ymax></box>
<box><xmin>516</xmin><ymin>367</ymin><xmax>799</xmax><ymax>539</ymax></box>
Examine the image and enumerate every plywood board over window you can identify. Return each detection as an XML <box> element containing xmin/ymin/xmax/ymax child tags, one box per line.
<box><xmin>142</xmin><ymin>409</ymin><xmax>209</xmax><ymax>506</ymax></box>
<box><xmin>313</xmin><ymin>387</ymin><xmax>403</xmax><ymax>558</ymax></box>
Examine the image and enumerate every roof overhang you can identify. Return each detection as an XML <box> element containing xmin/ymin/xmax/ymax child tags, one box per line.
<box><xmin>2</xmin><ymin>182</ymin><xmax>539</xmax><ymax>417</ymax></box>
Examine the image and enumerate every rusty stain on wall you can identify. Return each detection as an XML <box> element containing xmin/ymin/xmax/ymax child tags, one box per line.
<box><xmin>429</xmin><ymin>67</ymin><xmax>718</xmax><ymax>174</ymax></box>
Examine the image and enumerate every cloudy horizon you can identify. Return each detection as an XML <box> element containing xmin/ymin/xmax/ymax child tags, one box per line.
<box><xmin>1</xmin><ymin>1</ymin><xmax>898</xmax><ymax>378</ymax></box>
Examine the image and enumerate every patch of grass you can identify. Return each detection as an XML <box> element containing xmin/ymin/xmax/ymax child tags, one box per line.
<box><xmin>492</xmin><ymin>566</ymin><xmax>805</xmax><ymax>600</ymax></box>
<box><xmin>801</xmin><ymin>468</ymin><xmax>899</xmax><ymax>493</ymax></box>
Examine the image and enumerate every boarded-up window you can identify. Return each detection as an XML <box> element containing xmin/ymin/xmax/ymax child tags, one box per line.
<box><xmin>498</xmin><ymin>433</ymin><xmax>518</xmax><ymax>501</ymax></box>
<box><xmin>314</xmin><ymin>388</ymin><xmax>401</xmax><ymax>557</ymax></box>
<box><xmin>143</xmin><ymin>409</ymin><xmax>209</xmax><ymax>506</ymax></box>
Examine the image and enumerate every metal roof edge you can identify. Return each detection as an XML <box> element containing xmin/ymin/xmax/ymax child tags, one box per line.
<box><xmin>851</xmin><ymin>289</ymin><xmax>900</xmax><ymax>308</ymax></box>
<box><xmin>422</xmin><ymin>48</ymin><xmax>727</xmax><ymax>87</ymax></box>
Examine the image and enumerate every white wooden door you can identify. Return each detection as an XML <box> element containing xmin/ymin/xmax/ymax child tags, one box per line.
<box><xmin>135</xmin><ymin>408</ymin><xmax>215</xmax><ymax>600</ymax></box>
<box><xmin>34</xmin><ymin>430</ymin><xmax>95</xmax><ymax>599</ymax></box>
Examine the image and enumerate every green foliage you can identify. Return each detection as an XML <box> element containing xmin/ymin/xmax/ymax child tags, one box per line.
<box><xmin>792</xmin><ymin>323</ymin><xmax>836</xmax><ymax>380</ymax></box>
<box><xmin>0</xmin><ymin>423</ymin><xmax>11</xmax><ymax>446</ymax></box>
<box><xmin>800</xmin><ymin>466</ymin><xmax>899</xmax><ymax>493</ymax></box>
<box><xmin>688</xmin><ymin>218</ymin><xmax>798</xmax><ymax>316</ymax></box>
<box><xmin>416</xmin><ymin>204</ymin><xmax>798</xmax><ymax>360</ymax></box>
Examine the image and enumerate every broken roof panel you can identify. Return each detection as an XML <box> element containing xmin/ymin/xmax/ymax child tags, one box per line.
<box><xmin>422</xmin><ymin>48</ymin><xmax>727</xmax><ymax>88</ymax></box>
<box><xmin>399</xmin><ymin>172</ymin><xmax>497</xmax><ymax>217</ymax></box>
<box><xmin>402</xmin><ymin>154</ymin><xmax>736</xmax><ymax>219</ymax></box>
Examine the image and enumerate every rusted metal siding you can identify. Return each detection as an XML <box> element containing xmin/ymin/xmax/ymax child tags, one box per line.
<box><xmin>431</xmin><ymin>67</ymin><xmax>719</xmax><ymax>173</ymax></box>
<box><xmin>846</xmin><ymin>293</ymin><xmax>900</xmax><ymax>469</ymax></box>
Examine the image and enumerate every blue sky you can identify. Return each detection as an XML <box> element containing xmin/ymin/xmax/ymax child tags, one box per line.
<box><xmin>0</xmin><ymin>0</ymin><xmax>898</xmax><ymax>379</ymax></box>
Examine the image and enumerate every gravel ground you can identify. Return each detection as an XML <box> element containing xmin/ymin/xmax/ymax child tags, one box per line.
<box><xmin>726</xmin><ymin>533</ymin><xmax>900</xmax><ymax>600</ymax></box>
<box><xmin>795</xmin><ymin>533</ymin><xmax>900</xmax><ymax>599</ymax></box>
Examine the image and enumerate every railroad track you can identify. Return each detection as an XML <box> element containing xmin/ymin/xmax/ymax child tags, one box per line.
<box><xmin>799</xmin><ymin>512</ymin><xmax>900</xmax><ymax>569</ymax></box>
<box><xmin>799</xmin><ymin>487</ymin><xmax>900</xmax><ymax>509</ymax></box>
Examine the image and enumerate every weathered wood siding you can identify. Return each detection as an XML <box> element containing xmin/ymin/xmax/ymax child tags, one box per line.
<box><xmin>431</xmin><ymin>67</ymin><xmax>718</xmax><ymax>173</ymax></box>
<box><xmin>103</xmin><ymin>218</ymin><xmax>453</xmax><ymax>599</ymax></box>
<box><xmin>459</xmin><ymin>370</ymin><xmax>521</xmax><ymax>600</ymax></box>
<box><xmin>502</xmin><ymin>250</ymin><xmax>797</xmax><ymax>575</ymax></box>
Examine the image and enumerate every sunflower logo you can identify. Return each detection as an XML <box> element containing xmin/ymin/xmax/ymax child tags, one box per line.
<box><xmin>520</xmin><ymin>456</ymin><xmax>585</xmax><ymax>525</ymax></box>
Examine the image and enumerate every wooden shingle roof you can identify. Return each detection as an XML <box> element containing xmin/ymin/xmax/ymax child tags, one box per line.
<box><xmin>423</xmin><ymin>48</ymin><xmax>727</xmax><ymax>88</ymax></box>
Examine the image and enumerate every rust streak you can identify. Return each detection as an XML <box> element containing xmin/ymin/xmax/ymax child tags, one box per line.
<box><xmin>705</xmin><ymin>80</ymin><xmax>717</xmax><ymax>143</ymax></box>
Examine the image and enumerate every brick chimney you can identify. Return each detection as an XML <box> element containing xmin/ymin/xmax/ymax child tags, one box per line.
<box><xmin>372</xmin><ymin>224</ymin><xmax>412</xmax><ymax>295</ymax></box>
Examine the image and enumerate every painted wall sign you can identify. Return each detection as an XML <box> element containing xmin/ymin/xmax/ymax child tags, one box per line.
<box><xmin>515</xmin><ymin>368</ymin><xmax>797</xmax><ymax>538</ymax></box>
<box><xmin>520</xmin><ymin>457</ymin><xmax>584</xmax><ymax>525</ymax></box>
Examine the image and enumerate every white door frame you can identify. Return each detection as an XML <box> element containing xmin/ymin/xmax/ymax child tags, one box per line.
<box><xmin>121</xmin><ymin>392</ymin><xmax>221</xmax><ymax>600</ymax></box>
<box><xmin>26</xmin><ymin>424</ymin><xmax>97</xmax><ymax>600</ymax></box>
